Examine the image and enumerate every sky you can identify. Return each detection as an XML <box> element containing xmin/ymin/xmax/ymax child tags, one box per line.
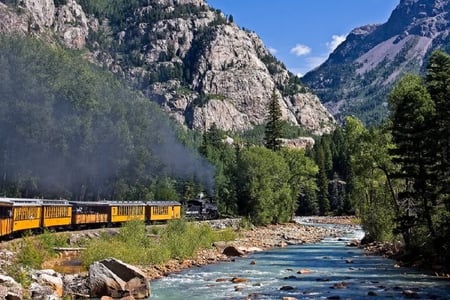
<box><xmin>206</xmin><ymin>0</ymin><xmax>400</xmax><ymax>77</ymax></box>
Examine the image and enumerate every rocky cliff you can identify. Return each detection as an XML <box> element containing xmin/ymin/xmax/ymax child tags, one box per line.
<box><xmin>302</xmin><ymin>0</ymin><xmax>450</xmax><ymax>124</ymax></box>
<box><xmin>0</xmin><ymin>0</ymin><xmax>334</xmax><ymax>135</ymax></box>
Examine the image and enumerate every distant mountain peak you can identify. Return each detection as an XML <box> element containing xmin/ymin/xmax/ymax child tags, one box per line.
<box><xmin>302</xmin><ymin>0</ymin><xmax>450</xmax><ymax>125</ymax></box>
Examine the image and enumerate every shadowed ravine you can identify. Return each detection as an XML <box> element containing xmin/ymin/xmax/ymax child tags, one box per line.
<box><xmin>151</xmin><ymin>219</ymin><xmax>450</xmax><ymax>299</ymax></box>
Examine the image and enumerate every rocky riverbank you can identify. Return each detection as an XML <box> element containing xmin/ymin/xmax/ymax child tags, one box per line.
<box><xmin>0</xmin><ymin>217</ymin><xmax>356</xmax><ymax>299</ymax></box>
<box><xmin>143</xmin><ymin>218</ymin><xmax>351</xmax><ymax>280</ymax></box>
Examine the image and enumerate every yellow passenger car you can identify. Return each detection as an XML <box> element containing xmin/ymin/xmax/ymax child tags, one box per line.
<box><xmin>110</xmin><ymin>201</ymin><xmax>146</xmax><ymax>223</ymax></box>
<box><xmin>70</xmin><ymin>201</ymin><xmax>110</xmax><ymax>226</ymax></box>
<box><xmin>0</xmin><ymin>198</ymin><xmax>14</xmax><ymax>237</ymax></box>
<box><xmin>0</xmin><ymin>198</ymin><xmax>42</xmax><ymax>234</ymax></box>
<box><xmin>147</xmin><ymin>201</ymin><xmax>181</xmax><ymax>222</ymax></box>
<box><xmin>41</xmin><ymin>199</ymin><xmax>72</xmax><ymax>228</ymax></box>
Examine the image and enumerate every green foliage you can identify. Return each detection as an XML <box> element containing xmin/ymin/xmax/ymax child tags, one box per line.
<box><xmin>4</xmin><ymin>264</ymin><xmax>32</xmax><ymax>288</ymax></box>
<box><xmin>237</xmin><ymin>147</ymin><xmax>293</xmax><ymax>225</ymax></box>
<box><xmin>280</xmin><ymin>148</ymin><xmax>318</xmax><ymax>215</ymax></box>
<box><xmin>81</xmin><ymin>219</ymin><xmax>236</xmax><ymax>266</ymax></box>
<box><xmin>16</xmin><ymin>235</ymin><xmax>45</xmax><ymax>269</ymax></box>
<box><xmin>343</xmin><ymin>117</ymin><xmax>397</xmax><ymax>241</ymax></box>
<box><xmin>12</xmin><ymin>231</ymin><xmax>69</xmax><ymax>270</ymax></box>
<box><xmin>38</xmin><ymin>230</ymin><xmax>70</xmax><ymax>254</ymax></box>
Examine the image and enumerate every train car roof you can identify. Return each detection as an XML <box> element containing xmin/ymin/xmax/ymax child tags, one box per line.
<box><xmin>69</xmin><ymin>201</ymin><xmax>111</xmax><ymax>206</ymax></box>
<box><xmin>147</xmin><ymin>201</ymin><xmax>181</xmax><ymax>206</ymax></box>
<box><xmin>106</xmin><ymin>201</ymin><xmax>146</xmax><ymax>206</ymax></box>
<box><xmin>42</xmin><ymin>199</ymin><xmax>70</xmax><ymax>206</ymax></box>
<box><xmin>0</xmin><ymin>197</ymin><xmax>43</xmax><ymax>206</ymax></box>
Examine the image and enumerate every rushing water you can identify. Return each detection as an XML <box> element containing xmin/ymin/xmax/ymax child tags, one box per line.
<box><xmin>151</xmin><ymin>220</ymin><xmax>450</xmax><ymax>299</ymax></box>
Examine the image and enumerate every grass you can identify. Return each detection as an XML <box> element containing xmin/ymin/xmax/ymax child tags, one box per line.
<box><xmin>80</xmin><ymin>219</ymin><xmax>237</xmax><ymax>267</ymax></box>
<box><xmin>3</xmin><ymin>230</ymin><xmax>70</xmax><ymax>286</ymax></box>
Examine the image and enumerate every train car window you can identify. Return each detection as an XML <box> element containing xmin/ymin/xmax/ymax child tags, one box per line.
<box><xmin>15</xmin><ymin>207</ymin><xmax>38</xmax><ymax>220</ymax></box>
<box><xmin>0</xmin><ymin>207</ymin><xmax>12</xmax><ymax>218</ymax></box>
<box><xmin>153</xmin><ymin>206</ymin><xmax>168</xmax><ymax>215</ymax></box>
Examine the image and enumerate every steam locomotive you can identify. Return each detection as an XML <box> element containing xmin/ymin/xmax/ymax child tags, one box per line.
<box><xmin>185</xmin><ymin>198</ymin><xmax>219</xmax><ymax>220</ymax></box>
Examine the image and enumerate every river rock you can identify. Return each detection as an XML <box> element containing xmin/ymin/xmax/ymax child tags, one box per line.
<box><xmin>402</xmin><ymin>289</ymin><xmax>420</xmax><ymax>299</ymax></box>
<box><xmin>280</xmin><ymin>285</ymin><xmax>295</xmax><ymax>291</ymax></box>
<box><xmin>231</xmin><ymin>277</ymin><xmax>248</xmax><ymax>283</ymax></box>
<box><xmin>36</xmin><ymin>273</ymin><xmax>63</xmax><ymax>297</ymax></box>
<box><xmin>0</xmin><ymin>274</ymin><xmax>23</xmax><ymax>300</ymax></box>
<box><xmin>223</xmin><ymin>246</ymin><xmax>245</xmax><ymax>257</ymax></box>
<box><xmin>89</xmin><ymin>258</ymin><xmax>150</xmax><ymax>299</ymax></box>
<box><xmin>63</xmin><ymin>273</ymin><xmax>90</xmax><ymax>298</ymax></box>
<box><xmin>30</xmin><ymin>282</ymin><xmax>54</xmax><ymax>299</ymax></box>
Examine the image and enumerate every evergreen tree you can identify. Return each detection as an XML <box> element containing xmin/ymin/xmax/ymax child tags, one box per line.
<box><xmin>389</xmin><ymin>74</ymin><xmax>436</xmax><ymax>245</ymax></box>
<box><xmin>426</xmin><ymin>51</ymin><xmax>450</xmax><ymax>210</ymax></box>
<box><xmin>264</xmin><ymin>90</ymin><xmax>283</xmax><ymax>151</ymax></box>
<box><xmin>315</xmin><ymin>144</ymin><xmax>330</xmax><ymax>215</ymax></box>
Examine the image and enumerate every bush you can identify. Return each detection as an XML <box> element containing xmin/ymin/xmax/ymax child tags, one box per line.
<box><xmin>38</xmin><ymin>230</ymin><xmax>69</xmax><ymax>254</ymax></box>
<box><xmin>16</xmin><ymin>236</ymin><xmax>45</xmax><ymax>269</ymax></box>
<box><xmin>81</xmin><ymin>219</ymin><xmax>236</xmax><ymax>266</ymax></box>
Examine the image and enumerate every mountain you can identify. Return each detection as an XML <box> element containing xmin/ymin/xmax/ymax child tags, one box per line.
<box><xmin>302</xmin><ymin>0</ymin><xmax>450</xmax><ymax>125</ymax></box>
<box><xmin>0</xmin><ymin>0</ymin><xmax>335</xmax><ymax>135</ymax></box>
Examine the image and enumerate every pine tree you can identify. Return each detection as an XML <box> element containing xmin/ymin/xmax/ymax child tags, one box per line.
<box><xmin>389</xmin><ymin>74</ymin><xmax>436</xmax><ymax>244</ymax></box>
<box><xmin>264</xmin><ymin>90</ymin><xmax>283</xmax><ymax>151</ymax></box>
<box><xmin>426</xmin><ymin>51</ymin><xmax>450</xmax><ymax>210</ymax></box>
<box><xmin>315</xmin><ymin>145</ymin><xmax>330</xmax><ymax>215</ymax></box>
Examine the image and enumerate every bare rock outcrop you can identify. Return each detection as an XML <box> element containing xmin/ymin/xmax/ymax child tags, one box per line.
<box><xmin>53</xmin><ymin>0</ymin><xmax>90</xmax><ymax>49</ymax></box>
<box><xmin>0</xmin><ymin>2</ymin><xmax>29</xmax><ymax>34</ymax></box>
<box><xmin>89</xmin><ymin>258</ymin><xmax>150</xmax><ymax>299</ymax></box>
<box><xmin>22</xmin><ymin>0</ymin><xmax>55</xmax><ymax>28</ymax></box>
<box><xmin>279</xmin><ymin>137</ymin><xmax>315</xmax><ymax>149</ymax></box>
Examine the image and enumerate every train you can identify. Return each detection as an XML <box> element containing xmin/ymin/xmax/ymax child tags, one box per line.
<box><xmin>185</xmin><ymin>198</ymin><xmax>219</xmax><ymax>220</ymax></box>
<box><xmin>0</xmin><ymin>197</ymin><xmax>181</xmax><ymax>238</ymax></box>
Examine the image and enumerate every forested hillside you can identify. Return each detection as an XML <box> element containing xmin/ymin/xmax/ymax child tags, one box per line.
<box><xmin>0</xmin><ymin>36</ymin><xmax>214</xmax><ymax>200</ymax></box>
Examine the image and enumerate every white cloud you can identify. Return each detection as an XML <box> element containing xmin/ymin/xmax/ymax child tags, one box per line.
<box><xmin>268</xmin><ymin>47</ymin><xmax>278</xmax><ymax>55</ymax></box>
<box><xmin>326</xmin><ymin>34</ymin><xmax>346</xmax><ymax>52</ymax></box>
<box><xmin>290</xmin><ymin>44</ymin><xmax>311</xmax><ymax>56</ymax></box>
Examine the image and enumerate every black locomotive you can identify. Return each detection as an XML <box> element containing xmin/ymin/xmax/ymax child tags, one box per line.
<box><xmin>185</xmin><ymin>198</ymin><xmax>219</xmax><ymax>220</ymax></box>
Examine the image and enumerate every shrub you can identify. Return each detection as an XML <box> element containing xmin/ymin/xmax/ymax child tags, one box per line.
<box><xmin>16</xmin><ymin>236</ymin><xmax>45</xmax><ymax>269</ymax></box>
<box><xmin>38</xmin><ymin>230</ymin><xmax>69</xmax><ymax>254</ymax></box>
<box><xmin>81</xmin><ymin>219</ymin><xmax>237</xmax><ymax>267</ymax></box>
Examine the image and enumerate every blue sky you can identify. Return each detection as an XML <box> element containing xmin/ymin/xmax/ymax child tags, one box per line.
<box><xmin>206</xmin><ymin>0</ymin><xmax>399</xmax><ymax>76</ymax></box>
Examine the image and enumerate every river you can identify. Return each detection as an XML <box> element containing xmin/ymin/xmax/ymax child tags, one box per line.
<box><xmin>150</xmin><ymin>220</ymin><xmax>450</xmax><ymax>299</ymax></box>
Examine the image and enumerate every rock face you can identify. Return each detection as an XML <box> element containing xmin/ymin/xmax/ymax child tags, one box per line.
<box><xmin>89</xmin><ymin>258</ymin><xmax>150</xmax><ymax>299</ymax></box>
<box><xmin>0</xmin><ymin>0</ymin><xmax>334</xmax><ymax>135</ymax></box>
<box><xmin>302</xmin><ymin>0</ymin><xmax>450</xmax><ymax>124</ymax></box>
<box><xmin>0</xmin><ymin>0</ymin><xmax>90</xmax><ymax>49</ymax></box>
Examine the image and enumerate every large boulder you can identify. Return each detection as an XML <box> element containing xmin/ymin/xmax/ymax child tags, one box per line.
<box><xmin>89</xmin><ymin>258</ymin><xmax>150</xmax><ymax>299</ymax></box>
